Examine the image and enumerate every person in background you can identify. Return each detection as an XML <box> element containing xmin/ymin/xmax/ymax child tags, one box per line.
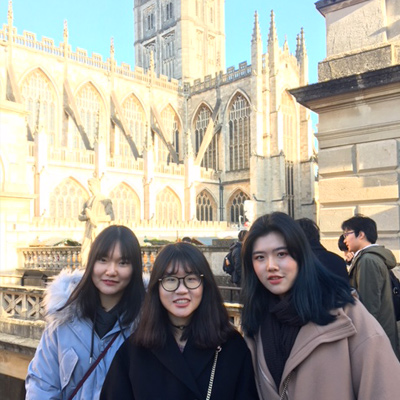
<box><xmin>25</xmin><ymin>225</ymin><xmax>145</xmax><ymax>400</ymax></box>
<box><xmin>230</xmin><ymin>229</ymin><xmax>248</xmax><ymax>286</ymax></box>
<box><xmin>342</xmin><ymin>214</ymin><xmax>399</xmax><ymax>358</ymax></box>
<box><xmin>181</xmin><ymin>236</ymin><xmax>192</xmax><ymax>243</ymax></box>
<box><xmin>296</xmin><ymin>218</ymin><xmax>348</xmax><ymax>281</ymax></box>
<box><xmin>241</xmin><ymin>212</ymin><xmax>400</xmax><ymax>400</ymax></box>
<box><xmin>101</xmin><ymin>242</ymin><xmax>259</xmax><ymax>400</ymax></box>
<box><xmin>338</xmin><ymin>234</ymin><xmax>353</xmax><ymax>267</ymax></box>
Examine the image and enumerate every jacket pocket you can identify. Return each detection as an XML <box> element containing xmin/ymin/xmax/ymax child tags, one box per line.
<box><xmin>59</xmin><ymin>347</ymin><xmax>79</xmax><ymax>390</ymax></box>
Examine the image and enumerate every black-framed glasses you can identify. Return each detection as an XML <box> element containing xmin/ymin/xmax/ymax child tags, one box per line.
<box><xmin>343</xmin><ymin>231</ymin><xmax>355</xmax><ymax>238</ymax></box>
<box><xmin>159</xmin><ymin>274</ymin><xmax>204</xmax><ymax>292</ymax></box>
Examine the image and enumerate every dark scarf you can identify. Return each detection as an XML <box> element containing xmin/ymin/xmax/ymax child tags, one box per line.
<box><xmin>94</xmin><ymin>304</ymin><xmax>121</xmax><ymax>339</ymax></box>
<box><xmin>261</xmin><ymin>295</ymin><xmax>305</xmax><ymax>389</ymax></box>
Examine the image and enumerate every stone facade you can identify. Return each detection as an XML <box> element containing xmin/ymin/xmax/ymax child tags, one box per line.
<box><xmin>291</xmin><ymin>0</ymin><xmax>400</xmax><ymax>259</ymax></box>
<box><xmin>0</xmin><ymin>2</ymin><xmax>315</xmax><ymax>271</ymax></box>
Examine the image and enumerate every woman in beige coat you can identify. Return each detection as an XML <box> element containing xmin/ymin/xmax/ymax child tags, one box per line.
<box><xmin>241</xmin><ymin>212</ymin><xmax>400</xmax><ymax>400</ymax></box>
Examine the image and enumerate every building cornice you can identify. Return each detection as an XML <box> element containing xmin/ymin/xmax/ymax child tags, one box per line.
<box><xmin>289</xmin><ymin>64</ymin><xmax>400</xmax><ymax>109</ymax></box>
<box><xmin>315</xmin><ymin>0</ymin><xmax>369</xmax><ymax>17</ymax></box>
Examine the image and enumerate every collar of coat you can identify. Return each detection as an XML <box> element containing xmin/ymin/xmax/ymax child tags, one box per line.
<box><xmin>151</xmin><ymin>331</ymin><xmax>219</xmax><ymax>399</ymax></box>
<box><xmin>246</xmin><ymin>304</ymin><xmax>357</xmax><ymax>393</ymax></box>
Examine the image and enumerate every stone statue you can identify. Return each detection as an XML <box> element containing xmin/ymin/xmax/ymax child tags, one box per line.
<box><xmin>78</xmin><ymin>178</ymin><xmax>114</xmax><ymax>268</ymax></box>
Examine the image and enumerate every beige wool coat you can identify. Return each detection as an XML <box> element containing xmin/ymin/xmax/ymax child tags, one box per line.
<box><xmin>245</xmin><ymin>299</ymin><xmax>400</xmax><ymax>400</ymax></box>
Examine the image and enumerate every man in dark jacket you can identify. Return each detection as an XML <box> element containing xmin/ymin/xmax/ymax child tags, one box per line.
<box><xmin>342</xmin><ymin>214</ymin><xmax>399</xmax><ymax>358</ymax></box>
<box><xmin>296</xmin><ymin>218</ymin><xmax>349</xmax><ymax>281</ymax></box>
<box><xmin>230</xmin><ymin>230</ymin><xmax>248</xmax><ymax>286</ymax></box>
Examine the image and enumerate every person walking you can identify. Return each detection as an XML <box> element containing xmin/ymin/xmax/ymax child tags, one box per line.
<box><xmin>342</xmin><ymin>214</ymin><xmax>399</xmax><ymax>358</ymax></box>
<box><xmin>241</xmin><ymin>212</ymin><xmax>400</xmax><ymax>400</ymax></box>
<box><xmin>100</xmin><ymin>242</ymin><xmax>259</xmax><ymax>400</ymax></box>
<box><xmin>25</xmin><ymin>225</ymin><xmax>145</xmax><ymax>400</ymax></box>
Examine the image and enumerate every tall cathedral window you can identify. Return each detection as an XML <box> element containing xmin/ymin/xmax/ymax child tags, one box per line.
<box><xmin>145</xmin><ymin>43</ymin><xmax>157</xmax><ymax>71</ymax></box>
<box><xmin>228</xmin><ymin>94</ymin><xmax>250</xmax><ymax>171</ymax></box>
<box><xmin>208</xmin><ymin>35</ymin><xmax>215</xmax><ymax>68</ymax></box>
<box><xmin>21</xmin><ymin>69</ymin><xmax>56</xmax><ymax>146</ymax></box>
<box><xmin>165</xmin><ymin>1</ymin><xmax>173</xmax><ymax>20</ymax></box>
<box><xmin>229</xmin><ymin>190</ymin><xmax>250</xmax><ymax>224</ymax></box>
<box><xmin>160</xmin><ymin>105</ymin><xmax>180</xmax><ymax>164</ymax></box>
<box><xmin>49</xmin><ymin>178</ymin><xmax>86</xmax><ymax>219</ymax></box>
<box><xmin>281</xmin><ymin>91</ymin><xmax>297</xmax><ymax>161</ymax></box>
<box><xmin>73</xmin><ymin>84</ymin><xmax>102</xmax><ymax>150</ymax></box>
<box><xmin>163</xmin><ymin>33</ymin><xmax>175</xmax><ymax>79</ymax></box>
<box><xmin>146</xmin><ymin>12</ymin><xmax>155</xmax><ymax>31</ymax></box>
<box><xmin>281</xmin><ymin>91</ymin><xmax>297</xmax><ymax>217</ymax></box>
<box><xmin>110</xmin><ymin>183</ymin><xmax>140</xmax><ymax>222</ymax></box>
<box><xmin>122</xmin><ymin>94</ymin><xmax>146</xmax><ymax>157</ymax></box>
<box><xmin>196</xmin><ymin>190</ymin><xmax>216</xmax><ymax>222</ymax></box>
<box><xmin>156</xmin><ymin>187</ymin><xmax>182</xmax><ymax>222</ymax></box>
<box><xmin>209</xmin><ymin>2</ymin><xmax>214</xmax><ymax>24</ymax></box>
<box><xmin>194</xmin><ymin>105</ymin><xmax>217</xmax><ymax>170</ymax></box>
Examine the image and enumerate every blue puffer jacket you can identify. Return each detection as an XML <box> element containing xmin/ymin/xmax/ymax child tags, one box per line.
<box><xmin>25</xmin><ymin>269</ymin><xmax>135</xmax><ymax>400</ymax></box>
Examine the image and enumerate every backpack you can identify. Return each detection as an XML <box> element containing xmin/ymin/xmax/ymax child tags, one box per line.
<box><xmin>222</xmin><ymin>248</ymin><xmax>234</xmax><ymax>275</ymax></box>
<box><xmin>389</xmin><ymin>270</ymin><xmax>400</xmax><ymax>321</ymax></box>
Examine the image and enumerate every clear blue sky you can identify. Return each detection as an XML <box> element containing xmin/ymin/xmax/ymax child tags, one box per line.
<box><xmin>1</xmin><ymin>1</ymin><xmax>326</xmax><ymax>84</ymax></box>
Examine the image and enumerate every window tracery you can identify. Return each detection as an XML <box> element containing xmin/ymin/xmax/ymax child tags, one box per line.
<box><xmin>196</xmin><ymin>190</ymin><xmax>216</xmax><ymax>222</ymax></box>
<box><xmin>156</xmin><ymin>187</ymin><xmax>181</xmax><ymax>222</ymax></box>
<box><xmin>228</xmin><ymin>94</ymin><xmax>250</xmax><ymax>171</ymax></box>
<box><xmin>159</xmin><ymin>105</ymin><xmax>180</xmax><ymax>164</ymax></box>
<box><xmin>74</xmin><ymin>84</ymin><xmax>102</xmax><ymax>149</ymax></box>
<box><xmin>49</xmin><ymin>179</ymin><xmax>86</xmax><ymax>219</ymax></box>
<box><xmin>194</xmin><ymin>105</ymin><xmax>217</xmax><ymax>170</ymax></box>
<box><xmin>109</xmin><ymin>184</ymin><xmax>140</xmax><ymax>222</ymax></box>
<box><xmin>228</xmin><ymin>190</ymin><xmax>250</xmax><ymax>224</ymax></box>
<box><xmin>122</xmin><ymin>95</ymin><xmax>146</xmax><ymax>157</ymax></box>
<box><xmin>21</xmin><ymin>69</ymin><xmax>56</xmax><ymax>146</ymax></box>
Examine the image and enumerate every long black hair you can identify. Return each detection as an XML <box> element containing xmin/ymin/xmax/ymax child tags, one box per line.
<box><xmin>62</xmin><ymin>225</ymin><xmax>145</xmax><ymax>325</ymax></box>
<box><xmin>134</xmin><ymin>242</ymin><xmax>235</xmax><ymax>349</ymax></box>
<box><xmin>241</xmin><ymin>212</ymin><xmax>354</xmax><ymax>336</ymax></box>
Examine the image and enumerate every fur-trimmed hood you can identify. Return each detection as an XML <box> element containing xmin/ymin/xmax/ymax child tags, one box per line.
<box><xmin>43</xmin><ymin>268</ymin><xmax>84</xmax><ymax>327</ymax></box>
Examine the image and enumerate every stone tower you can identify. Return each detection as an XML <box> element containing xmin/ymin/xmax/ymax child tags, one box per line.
<box><xmin>133</xmin><ymin>0</ymin><xmax>226</xmax><ymax>82</ymax></box>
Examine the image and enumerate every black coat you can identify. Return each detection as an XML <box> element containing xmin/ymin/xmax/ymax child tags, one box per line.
<box><xmin>100</xmin><ymin>330</ymin><xmax>259</xmax><ymax>400</ymax></box>
<box><xmin>310</xmin><ymin>242</ymin><xmax>349</xmax><ymax>281</ymax></box>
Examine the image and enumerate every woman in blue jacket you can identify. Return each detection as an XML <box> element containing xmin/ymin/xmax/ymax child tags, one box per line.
<box><xmin>100</xmin><ymin>242</ymin><xmax>259</xmax><ymax>400</ymax></box>
<box><xmin>25</xmin><ymin>225</ymin><xmax>145</xmax><ymax>400</ymax></box>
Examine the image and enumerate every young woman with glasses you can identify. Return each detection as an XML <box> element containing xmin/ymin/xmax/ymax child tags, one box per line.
<box><xmin>100</xmin><ymin>242</ymin><xmax>259</xmax><ymax>400</ymax></box>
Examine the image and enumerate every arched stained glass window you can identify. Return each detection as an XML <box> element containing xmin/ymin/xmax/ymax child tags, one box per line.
<box><xmin>196</xmin><ymin>190</ymin><xmax>216</xmax><ymax>222</ymax></box>
<box><xmin>228</xmin><ymin>94</ymin><xmax>250</xmax><ymax>171</ymax></box>
<box><xmin>49</xmin><ymin>179</ymin><xmax>87</xmax><ymax>219</ymax></box>
<box><xmin>74</xmin><ymin>84</ymin><xmax>102</xmax><ymax>149</ymax></box>
<box><xmin>156</xmin><ymin>187</ymin><xmax>181</xmax><ymax>222</ymax></box>
<box><xmin>194</xmin><ymin>105</ymin><xmax>217</xmax><ymax>170</ymax></box>
<box><xmin>122</xmin><ymin>95</ymin><xmax>146</xmax><ymax>157</ymax></box>
<box><xmin>109</xmin><ymin>184</ymin><xmax>140</xmax><ymax>222</ymax></box>
<box><xmin>159</xmin><ymin>105</ymin><xmax>180</xmax><ymax>164</ymax></box>
<box><xmin>21</xmin><ymin>69</ymin><xmax>56</xmax><ymax>145</ymax></box>
<box><xmin>228</xmin><ymin>190</ymin><xmax>250</xmax><ymax>224</ymax></box>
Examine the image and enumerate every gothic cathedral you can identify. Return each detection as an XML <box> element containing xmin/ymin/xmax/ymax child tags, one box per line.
<box><xmin>0</xmin><ymin>0</ymin><xmax>316</xmax><ymax>268</ymax></box>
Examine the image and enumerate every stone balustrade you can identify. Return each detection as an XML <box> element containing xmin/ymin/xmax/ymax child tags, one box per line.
<box><xmin>0</xmin><ymin>286</ymin><xmax>44</xmax><ymax>321</ymax></box>
<box><xmin>19</xmin><ymin>247</ymin><xmax>81</xmax><ymax>272</ymax></box>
